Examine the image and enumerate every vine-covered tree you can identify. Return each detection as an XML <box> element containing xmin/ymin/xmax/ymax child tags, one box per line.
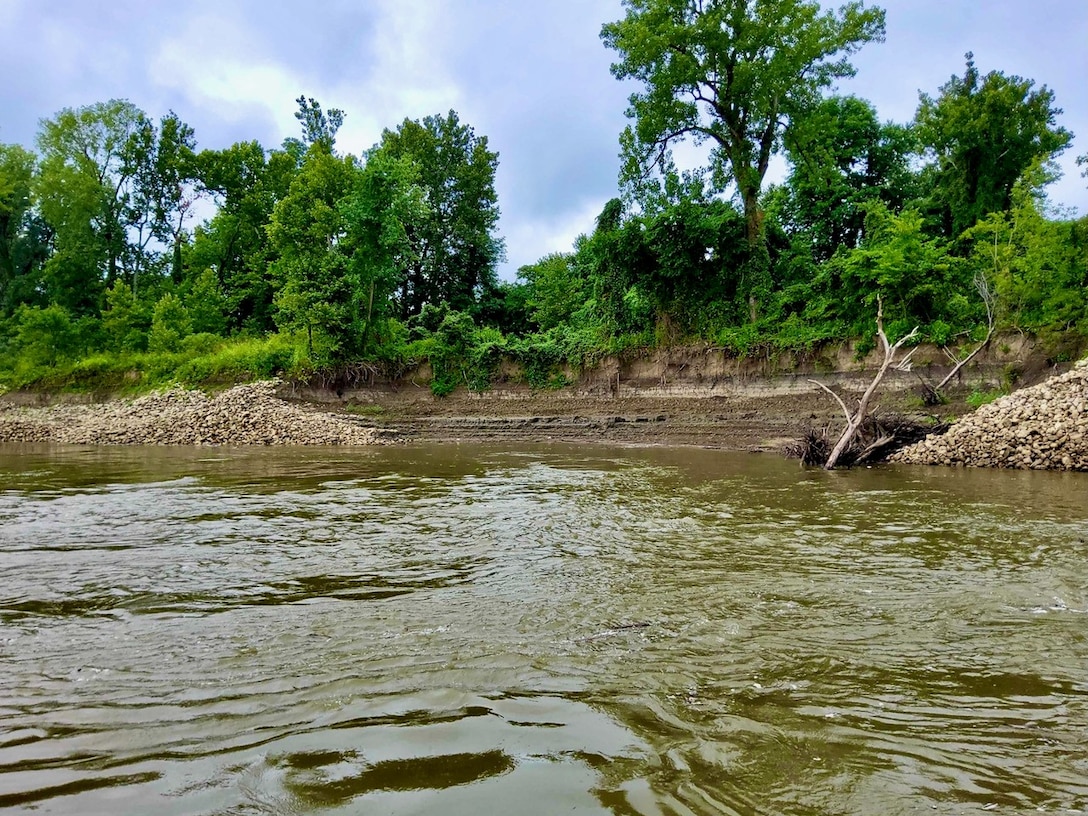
<box><xmin>915</xmin><ymin>53</ymin><xmax>1072</xmax><ymax>239</ymax></box>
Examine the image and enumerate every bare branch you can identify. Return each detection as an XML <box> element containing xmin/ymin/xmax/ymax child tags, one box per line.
<box><xmin>808</xmin><ymin>379</ymin><xmax>852</xmax><ymax>424</ymax></box>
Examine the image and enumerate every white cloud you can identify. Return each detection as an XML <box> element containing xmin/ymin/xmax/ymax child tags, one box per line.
<box><xmin>501</xmin><ymin>196</ymin><xmax>608</xmax><ymax>280</ymax></box>
<box><xmin>332</xmin><ymin>0</ymin><xmax>463</xmax><ymax>154</ymax></box>
<box><xmin>145</xmin><ymin>1</ymin><xmax>462</xmax><ymax>156</ymax></box>
<box><xmin>148</xmin><ymin>13</ymin><xmax>304</xmax><ymax>139</ymax></box>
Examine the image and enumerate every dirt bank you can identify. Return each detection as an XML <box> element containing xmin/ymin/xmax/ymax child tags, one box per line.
<box><xmin>0</xmin><ymin>338</ymin><xmax>1073</xmax><ymax>454</ymax></box>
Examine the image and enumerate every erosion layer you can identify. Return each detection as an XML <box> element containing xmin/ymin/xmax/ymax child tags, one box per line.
<box><xmin>0</xmin><ymin>381</ymin><xmax>388</xmax><ymax>446</ymax></box>
<box><xmin>892</xmin><ymin>359</ymin><xmax>1088</xmax><ymax>470</ymax></box>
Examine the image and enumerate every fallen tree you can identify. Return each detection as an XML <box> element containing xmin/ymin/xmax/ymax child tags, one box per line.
<box><xmin>805</xmin><ymin>300</ymin><xmax>921</xmax><ymax>469</ymax></box>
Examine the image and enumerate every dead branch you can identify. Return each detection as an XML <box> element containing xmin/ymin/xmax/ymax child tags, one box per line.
<box><xmin>807</xmin><ymin>379</ymin><xmax>852</xmax><ymax>424</ymax></box>
<box><xmin>934</xmin><ymin>271</ymin><xmax>996</xmax><ymax>392</ymax></box>
<box><xmin>822</xmin><ymin>298</ymin><xmax>918</xmax><ymax>470</ymax></box>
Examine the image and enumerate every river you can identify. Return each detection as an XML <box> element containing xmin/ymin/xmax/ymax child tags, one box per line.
<box><xmin>1</xmin><ymin>443</ymin><xmax>1086</xmax><ymax>815</ymax></box>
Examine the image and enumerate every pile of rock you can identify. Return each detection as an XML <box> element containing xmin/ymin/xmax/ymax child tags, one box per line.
<box><xmin>892</xmin><ymin>359</ymin><xmax>1088</xmax><ymax>470</ymax></box>
<box><xmin>0</xmin><ymin>381</ymin><xmax>387</xmax><ymax>446</ymax></box>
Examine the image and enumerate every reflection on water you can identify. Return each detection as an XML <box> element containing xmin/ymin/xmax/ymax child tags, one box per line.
<box><xmin>1</xmin><ymin>442</ymin><xmax>1087</xmax><ymax>815</ymax></box>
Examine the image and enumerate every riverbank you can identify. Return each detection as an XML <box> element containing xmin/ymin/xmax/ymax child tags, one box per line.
<box><xmin>1</xmin><ymin>341</ymin><xmax>1081</xmax><ymax>462</ymax></box>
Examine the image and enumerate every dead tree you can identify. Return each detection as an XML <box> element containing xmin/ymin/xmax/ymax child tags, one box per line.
<box><xmin>810</xmin><ymin>299</ymin><xmax>919</xmax><ymax>470</ymax></box>
<box><xmin>934</xmin><ymin>270</ymin><xmax>997</xmax><ymax>392</ymax></box>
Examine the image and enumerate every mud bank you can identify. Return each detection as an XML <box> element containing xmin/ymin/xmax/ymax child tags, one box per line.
<box><xmin>0</xmin><ymin>381</ymin><xmax>389</xmax><ymax>446</ymax></box>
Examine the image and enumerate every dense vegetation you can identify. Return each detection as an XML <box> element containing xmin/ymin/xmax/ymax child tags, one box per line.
<box><xmin>1</xmin><ymin>1</ymin><xmax>1085</xmax><ymax>395</ymax></box>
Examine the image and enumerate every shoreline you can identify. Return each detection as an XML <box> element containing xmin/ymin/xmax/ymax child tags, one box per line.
<box><xmin>2</xmin><ymin>355</ymin><xmax>1084</xmax><ymax>471</ymax></box>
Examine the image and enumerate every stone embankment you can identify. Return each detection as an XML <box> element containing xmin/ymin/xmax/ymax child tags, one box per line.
<box><xmin>0</xmin><ymin>381</ymin><xmax>387</xmax><ymax>446</ymax></box>
<box><xmin>892</xmin><ymin>359</ymin><xmax>1088</xmax><ymax>470</ymax></box>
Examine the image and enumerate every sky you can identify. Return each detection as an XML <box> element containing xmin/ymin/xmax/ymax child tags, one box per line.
<box><xmin>1</xmin><ymin>0</ymin><xmax>1086</xmax><ymax>280</ymax></box>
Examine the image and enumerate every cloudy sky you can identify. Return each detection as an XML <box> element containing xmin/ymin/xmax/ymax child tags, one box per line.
<box><xmin>1</xmin><ymin>0</ymin><xmax>1086</xmax><ymax>278</ymax></box>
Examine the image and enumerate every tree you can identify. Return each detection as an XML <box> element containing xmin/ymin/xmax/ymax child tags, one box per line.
<box><xmin>915</xmin><ymin>53</ymin><xmax>1072</xmax><ymax>239</ymax></box>
<box><xmin>268</xmin><ymin>147</ymin><xmax>357</xmax><ymax>357</ymax></box>
<box><xmin>148</xmin><ymin>292</ymin><xmax>192</xmax><ymax>353</ymax></box>
<box><xmin>518</xmin><ymin>252</ymin><xmax>584</xmax><ymax>330</ymax></box>
<box><xmin>190</xmin><ymin>140</ymin><xmax>299</xmax><ymax>332</ymax></box>
<box><xmin>139</xmin><ymin>112</ymin><xmax>201</xmax><ymax>284</ymax></box>
<box><xmin>291</xmin><ymin>96</ymin><xmax>345</xmax><ymax>153</ymax></box>
<box><xmin>374</xmin><ymin>111</ymin><xmax>504</xmax><ymax>317</ymax></box>
<box><xmin>601</xmin><ymin>0</ymin><xmax>886</xmax><ymax>317</ymax></box>
<box><xmin>0</xmin><ymin>144</ymin><xmax>37</xmax><ymax>313</ymax></box>
<box><xmin>778</xmin><ymin>95</ymin><xmax>916</xmax><ymax>261</ymax></box>
<box><xmin>36</xmin><ymin>100</ymin><xmax>151</xmax><ymax>297</ymax></box>
<box><xmin>963</xmin><ymin>170</ymin><xmax>1088</xmax><ymax>348</ymax></box>
<box><xmin>340</xmin><ymin>150</ymin><xmax>429</xmax><ymax>352</ymax></box>
<box><xmin>101</xmin><ymin>280</ymin><xmax>149</xmax><ymax>352</ymax></box>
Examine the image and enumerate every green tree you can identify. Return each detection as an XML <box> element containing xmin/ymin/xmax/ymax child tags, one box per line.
<box><xmin>13</xmin><ymin>304</ymin><xmax>83</xmax><ymax>369</ymax></box>
<box><xmin>340</xmin><ymin>150</ymin><xmax>428</xmax><ymax>353</ymax></box>
<box><xmin>963</xmin><ymin>172</ymin><xmax>1088</xmax><ymax>347</ymax></box>
<box><xmin>190</xmin><ymin>140</ymin><xmax>299</xmax><ymax>333</ymax></box>
<box><xmin>133</xmin><ymin>112</ymin><xmax>201</xmax><ymax>284</ymax></box>
<box><xmin>375</xmin><ymin>111</ymin><xmax>504</xmax><ymax>317</ymax></box>
<box><xmin>183</xmin><ymin>267</ymin><xmax>227</xmax><ymax>336</ymax></box>
<box><xmin>778</xmin><ymin>95</ymin><xmax>916</xmax><ymax>261</ymax></box>
<box><xmin>518</xmin><ymin>252</ymin><xmax>584</xmax><ymax>330</ymax></box>
<box><xmin>811</xmin><ymin>203</ymin><xmax>965</xmax><ymax>335</ymax></box>
<box><xmin>36</xmin><ymin>100</ymin><xmax>152</xmax><ymax>299</ymax></box>
<box><xmin>0</xmin><ymin>144</ymin><xmax>39</xmax><ymax>314</ymax></box>
<box><xmin>915</xmin><ymin>53</ymin><xmax>1072</xmax><ymax>239</ymax></box>
<box><xmin>290</xmin><ymin>96</ymin><xmax>345</xmax><ymax>153</ymax></box>
<box><xmin>101</xmin><ymin>280</ymin><xmax>149</xmax><ymax>352</ymax></box>
<box><xmin>268</xmin><ymin>147</ymin><xmax>357</xmax><ymax>357</ymax></box>
<box><xmin>601</xmin><ymin>0</ymin><xmax>886</xmax><ymax>313</ymax></box>
<box><xmin>148</xmin><ymin>292</ymin><xmax>192</xmax><ymax>353</ymax></box>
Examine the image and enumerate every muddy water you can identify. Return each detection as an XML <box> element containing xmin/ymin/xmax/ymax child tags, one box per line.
<box><xmin>1</xmin><ymin>443</ymin><xmax>1086</xmax><ymax>815</ymax></box>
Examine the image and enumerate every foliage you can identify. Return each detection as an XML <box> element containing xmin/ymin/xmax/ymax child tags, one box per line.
<box><xmin>148</xmin><ymin>293</ymin><xmax>192</xmax><ymax>353</ymax></box>
<box><xmin>2</xmin><ymin>27</ymin><xmax>1085</xmax><ymax>398</ymax></box>
<box><xmin>374</xmin><ymin>111</ymin><xmax>504</xmax><ymax>316</ymax></box>
<box><xmin>267</xmin><ymin>147</ymin><xmax>357</xmax><ymax>358</ymax></box>
<box><xmin>601</xmin><ymin>0</ymin><xmax>886</xmax><ymax>260</ymax></box>
<box><xmin>915</xmin><ymin>53</ymin><xmax>1072</xmax><ymax>239</ymax></box>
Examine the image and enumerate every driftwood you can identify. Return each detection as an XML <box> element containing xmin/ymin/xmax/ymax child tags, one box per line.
<box><xmin>786</xmin><ymin>414</ymin><xmax>945</xmax><ymax>468</ymax></box>
<box><xmin>809</xmin><ymin>299</ymin><xmax>919</xmax><ymax>470</ymax></box>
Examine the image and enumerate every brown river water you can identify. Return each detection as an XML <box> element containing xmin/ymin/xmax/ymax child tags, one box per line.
<box><xmin>1</xmin><ymin>443</ymin><xmax>1086</xmax><ymax>815</ymax></box>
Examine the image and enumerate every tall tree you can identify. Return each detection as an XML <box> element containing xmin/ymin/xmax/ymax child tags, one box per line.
<box><xmin>778</xmin><ymin>95</ymin><xmax>916</xmax><ymax>261</ymax></box>
<box><xmin>36</xmin><ymin>100</ymin><xmax>151</xmax><ymax>300</ymax></box>
<box><xmin>189</xmin><ymin>140</ymin><xmax>298</xmax><ymax>332</ymax></box>
<box><xmin>0</xmin><ymin>144</ymin><xmax>37</xmax><ymax>312</ymax></box>
<box><xmin>267</xmin><ymin>146</ymin><xmax>357</xmax><ymax>356</ymax></box>
<box><xmin>340</xmin><ymin>151</ymin><xmax>429</xmax><ymax>352</ymax></box>
<box><xmin>374</xmin><ymin>111</ymin><xmax>504</xmax><ymax>317</ymax></box>
<box><xmin>915</xmin><ymin>53</ymin><xmax>1072</xmax><ymax>239</ymax></box>
<box><xmin>601</xmin><ymin>0</ymin><xmax>886</xmax><ymax>289</ymax></box>
<box><xmin>291</xmin><ymin>96</ymin><xmax>345</xmax><ymax>153</ymax></box>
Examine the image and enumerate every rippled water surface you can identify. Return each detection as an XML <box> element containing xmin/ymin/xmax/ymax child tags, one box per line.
<box><xmin>1</xmin><ymin>443</ymin><xmax>1087</xmax><ymax>815</ymax></box>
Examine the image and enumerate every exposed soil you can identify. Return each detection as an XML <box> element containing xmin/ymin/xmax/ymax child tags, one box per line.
<box><xmin>300</xmin><ymin>381</ymin><xmax>963</xmax><ymax>452</ymax></box>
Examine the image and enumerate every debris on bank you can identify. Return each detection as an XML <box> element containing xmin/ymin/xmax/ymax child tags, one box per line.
<box><xmin>786</xmin><ymin>414</ymin><xmax>942</xmax><ymax>467</ymax></box>
<box><xmin>891</xmin><ymin>359</ymin><xmax>1088</xmax><ymax>471</ymax></box>
<box><xmin>0</xmin><ymin>381</ymin><xmax>387</xmax><ymax>446</ymax></box>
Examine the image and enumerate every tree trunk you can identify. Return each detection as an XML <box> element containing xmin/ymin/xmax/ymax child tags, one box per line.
<box><xmin>818</xmin><ymin>299</ymin><xmax>919</xmax><ymax>470</ymax></box>
<box><xmin>741</xmin><ymin>187</ymin><xmax>767</xmax><ymax>323</ymax></box>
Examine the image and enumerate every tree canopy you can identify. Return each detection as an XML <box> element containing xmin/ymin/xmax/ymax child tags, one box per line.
<box><xmin>601</xmin><ymin>0</ymin><xmax>886</xmax><ymax>250</ymax></box>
